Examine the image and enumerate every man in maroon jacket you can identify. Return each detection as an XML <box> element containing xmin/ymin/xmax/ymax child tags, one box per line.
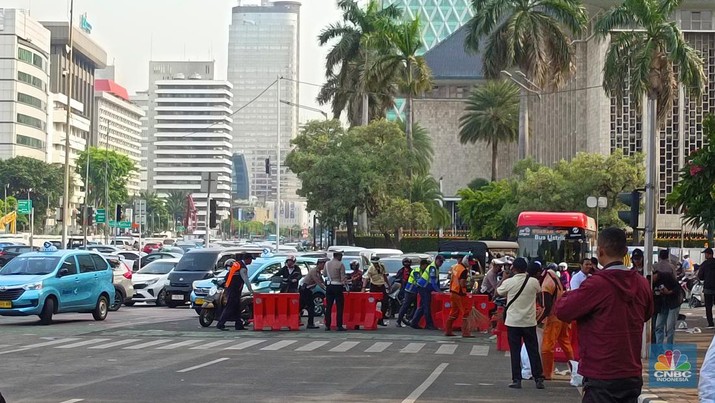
<box><xmin>555</xmin><ymin>227</ymin><xmax>653</xmax><ymax>403</ymax></box>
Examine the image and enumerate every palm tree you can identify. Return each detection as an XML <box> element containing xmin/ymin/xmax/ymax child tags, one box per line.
<box><xmin>397</xmin><ymin>121</ymin><xmax>434</xmax><ymax>176</ymax></box>
<box><xmin>459</xmin><ymin>80</ymin><xmax>519</xmax><ymax>181</ymax></box>
<box><xmin>409</xmin><ymin>175</ymin><xmax>451</xmax><ymax>228</ymax></box>
<box><xmin>317</xmin><ymin>0</ymin><xmax>402</xmax><ymax>126</ymax></box>
<box><xmin>164</xmin><ymin>190</ymin><xmax>188</xmax><ymax>230</ymax></box>
<box><xmin>373</xmin><ymin>17</ymin><xmax>433</xmax><ymax>151</ymax></box>
<box><xmin>596</xmin><ymin>0</ymin><xmax>706</xmax><ymax>273</ymax></box>
<box><xmin>464</xmin><ymin>0</ymin><xmax>587</xmax><ymax>88</ymax></box>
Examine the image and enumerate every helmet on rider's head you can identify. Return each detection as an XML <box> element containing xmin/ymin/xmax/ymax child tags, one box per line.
<box><xmin>350</xmin><ymin>260</ymin><xmax>360</xmax><ymax>269</ymax></box>
<box><xmin>402</xmin><ymin>257</ymin><xmax>411</xmax><ymax>265</ymax></box>
<box><xmin>224</xmin><ymin>259</ymin><xmax>236</xmax><ymax>268</ymax></box>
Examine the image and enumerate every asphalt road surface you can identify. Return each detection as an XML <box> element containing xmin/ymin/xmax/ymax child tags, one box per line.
<box><xmin>0</xmin><ymin>305</ymin><xmax>581</xmax><ymax>402</ymax></box>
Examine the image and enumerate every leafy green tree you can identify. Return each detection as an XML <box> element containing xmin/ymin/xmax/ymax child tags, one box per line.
<box><xmin>135</xmin><ymin>191</ymin><xmax>168</xmax><ymax>234</ymax></box>
<box><xmin>465</xmin><ymin>0</ymin><xmax>587</xmax><ymax>87</ymax></box>
<box><xmin>164</xmin><ymin>190</ymin><xmax>188</xmax><ymax>230</ymax></box>
<box><xmin>372</xmin><ymin>198</ymin><xmax>430</xmax><ymax>247</ymax></box>
<box><xmin>408</xmin><ymin>175</ymin><xmax>450</xmax><ymax>228</ymax></box>
<box><xmin>458</xmin><ymin>180</ymin><xmax>519</xmax><ymax>240</ymax></box>
<box><xmin>372</xmin><ymin>17</ymin><xmax>433</xmax><ymax>151</ymax></box>
<box><xmin>669</xmin><ymin>115</ymin><xmax>715</xmax><ymax>242</ymax></box>
<box><xmin>398</xmin><ymin>121</ymin><xmax>434</xmax><ymax>176</ymax></box>
<box><xmin>317</xmin><ymin>0</ymin><xmax>402</xmax><ymax>125</ymax></box>
<box><xmin>459</xmin><ymin>80</ymin><xmax>519</xmax><ymax>181</ymax></box>
<box><xmin>467</xmin><ymin>177</ymin><xmax>490</xmax><ymax>191</ymax></box>
<box><xmin>0</xmin><ymin>156</ymin><xmax>65</xmax><ymax>231</ymax></box>
<box><xmin>76</xmin><ymin>147</ymin><xmax>136</xmax><ymax>209</ymax></box>
<box><xmin>596</xmin><ymin>0</ymin><xmax>706</xmax><ymax>124</ymax></box>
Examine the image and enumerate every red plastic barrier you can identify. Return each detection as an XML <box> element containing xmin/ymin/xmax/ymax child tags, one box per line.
<box><xmin>494</xmin><ymin>307</ymin><xmax>510</xmax><ymax>351</ymax></box>
<box><xmin>436</xmin><ymin>294</ymin><xmax>495</xmax><ymax>331</ymax></box>
<box><xmin>327</xmin><ymin>292</ymin><xmax>383</xmax><ymax>330</ymax></box>
<box><xmin>253</xmin><ymin>292</ymin><xmax>301</xmax><ymax>331</ymax></box>
<box><xmin>415</xmin><ymin>292</ymin><xmax>446</xmax><ymax>329</ymax></box>
<box><xmin>554</xmin><ymin>321</ymin><xmax>579</xmax><ymax>362</ymax></box>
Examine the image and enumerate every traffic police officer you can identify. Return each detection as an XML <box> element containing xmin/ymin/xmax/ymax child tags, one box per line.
<box><xmin>410</xmin><ymin>255</ymin><xmax>443</xmax><ymax>330</ymax></box>
<box><xmin>274</xmin><ymin>255</ymin><xmax>302</xmax><ymax>293</ymax></box>
<box><xmin>397</xmin><ymin>258</ymin><xmax>429</xmax><ymax>327</ymax></box>
<box><xmin>216</xmin><ymin>253</ymin><xmax>254</xmax><ymax>331</ymax></box>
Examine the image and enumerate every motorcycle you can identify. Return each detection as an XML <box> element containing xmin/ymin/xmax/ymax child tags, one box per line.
<box><xmin>689</xmin><ymin>280</ymin><xmax>704</xmax><ymax>308</ymax></box>
<box><xmin>198</xmin><ymin>278</ymin><xmax>254</xmax><ymax>328</ymax></box>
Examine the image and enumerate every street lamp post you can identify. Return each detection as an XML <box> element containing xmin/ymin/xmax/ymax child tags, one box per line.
<box><xmin>587</xmin><ymin>196</ymin><xmax>608</xmax><ymax>240</ymax></box>
<box><xmin>28</xmin><ymin>188</ymin><xmax>34</xmax><ymax>247</ymax></box>
<box><xmin>276</xmin><ymin>76</ymin><xmax>281</xmax><ymax>251</ymax></box>
<box><xmin>61</xmin><ymin>0</ymin><xmax>75</xmax><ymax>248</ymax></box>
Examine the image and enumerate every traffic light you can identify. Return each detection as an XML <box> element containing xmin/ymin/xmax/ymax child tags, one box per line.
<box><xmin>116</xmin><ymin>204</ymin><xmax>123</xmax><ymax>221</ymax></box>
<box><xmin>265</xmin><ymin>158</ymin><xmax>270</xmax><ymax>175</ymax></box>
<box><xmin>209</xmin><ymin>199</ymin><xmax>217</xmax><ymax>229</ymax></box>
<box><xmin>618</xmin><ymin>190</ymin><xmax>642</xmax><ymax>243</ymax></box>
<box><xmin>87</xmin><ymin>207</ymin><xmax>95</xmax><ymax>226</ymax></box>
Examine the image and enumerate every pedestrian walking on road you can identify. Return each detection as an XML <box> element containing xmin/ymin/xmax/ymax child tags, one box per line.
<box><xmin>274</xmin><ymin>255</ymin><xmax>302</xmax><ymax>293</ymax></box>
<box><xmin>698</xmin><ymin>247</ymin><xmax>715</xmax><ymax>328</ymax></box>
<box><xmin>216</xmin><ymin>253</ymin><xmax>254</xmax><ymax>331</ymax></box>
<box><xmin>496</xmin><ymin>257</ymin><xmax>545</xmax><ymax>390</ymax></box>
<box><xmin>301</xmin><ymin>258</ymin><xmax>327</xmax><ymax>329</ymax></box>
<box><xmin>396</xmin><ymin>259</ymin><xmax>427</xmax><ymax>327</ymax></box>
<box><xmin>539</xmin><ymin>263</ymin><xmax>573</xmax><ymax>380</ymax></box>
<box><xmin>445</xmin><ymin>256</ymin><xmax>474</xmax><ymax>338</ymax></box>
<box><xmin>364</xmin><ymin>255</ymin><xmax>390</xmax><ymax>326</ymax></box>
<box><xmin>556</xmin><ymin>227</ymin><xmax>653</xmax><ymax>403</ymax></box>
<box><xmin>324</xmin><ymin>250</ymin><xmax>348</xmax><ymax>331</ymax></box>
<box><xmin>653</xmin><ymin>249</ymin><xmax>681</xmax><ymax>345</ymax></box>
<box><xmin>411</xmin><ymin>255</ymin><xmax>443</xmax><ymax>330</ymax></box>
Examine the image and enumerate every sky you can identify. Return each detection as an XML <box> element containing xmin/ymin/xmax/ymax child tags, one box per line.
<box><xmin>5</xmin><ymin>0</ymin><xmax>346</xmax><ymax>121</ymax></box>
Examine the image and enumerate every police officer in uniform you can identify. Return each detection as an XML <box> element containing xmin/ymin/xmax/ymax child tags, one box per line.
<box><xmin>216</xmin><ymin>253</ymin><xmax>254</xmax><ymax>331</ymax></box>
<box><xmin>324</xmin><ymin>250</ymin><xmax>348</xmax><ymax>331</ymax></box>
<box><xmin>300</xmin><ymin>258</ymin><xmax>328</xmax><ymax>329</ymax></box>
<box><xmin>411</xmin><ymin>255</ymin><xmax>443</xmax><ymax>330</ymax></box>
<box><xmin>274</xmin><ymin>255</ymin><xmax>302</xmax><ymax>293</ymax></box>
<box><xmin>397</xmin><ymin>258</ymin><xmax>429</xmax><ymax>327</ymax></box>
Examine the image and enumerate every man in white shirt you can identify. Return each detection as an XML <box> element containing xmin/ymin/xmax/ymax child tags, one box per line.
<box><xmin>570</xmin><ymin>257</ymin><xmax>594</xmax><ymax>290</ymax></box>
<box><xmin>699</xmin><ymin>334</ymin><xmax>715</xmax><ymax>402</ymax></box>
<box><xmin>497</xmin><ymin>257</ymin><xmax>544</xmax><ymax>390</ymax></box>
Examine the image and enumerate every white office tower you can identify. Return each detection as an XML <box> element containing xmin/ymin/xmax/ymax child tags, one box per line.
<box><xmin>228</xmin><ymin>1</ymin><xmax>301</xmax><ymax>203</ymax></box>
<box><xmin>150</xmin><ymin>74</ymin><xmax>233</xmax><ymax>226</ymax></box>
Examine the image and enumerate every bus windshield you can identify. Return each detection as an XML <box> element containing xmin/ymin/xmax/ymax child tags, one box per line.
<box><xmin>518</xmin><ymin>231</ymin><xmax>588</xmax><ymax>264</ymax></box>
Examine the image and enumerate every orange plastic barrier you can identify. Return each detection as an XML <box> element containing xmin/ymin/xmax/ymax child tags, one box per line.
<box><xmin>554</xmin><ymin>321</ymin><xmax>579</xmax><ymax>362</ymax></box>
<box><xmin>252</xmin><ymin>292</ymin><xmax>301</xmax><ymax>331</ymax></box>
<box><xmin>327</xmin><ymin>292</ymin><xmax>383</xmax><ymax>330</ymax></box>
<box><xmin>494</xmin><ymin>307</ymin><xmax>510</xmax><ymax>351</ymax></box>
<box><xmin>415</xmin><ymin>292</ymin><xmax>446</xmax><ymax>329</ymax></box>
<box><xmin>436</xmin><ymin>294</ymin><xmax>495</xmax><ymax>331</ymax></box>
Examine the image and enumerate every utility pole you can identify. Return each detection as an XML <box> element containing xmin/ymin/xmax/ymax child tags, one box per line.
<box><xmin>204</xmin><ymin>172</ymin><xmax>213</xmax><ymax>249</ymax></box>
<box><xmin>275</xmin><ymin>75</ymin><xmax>281</xmax><ymax>250</ymax></box>
<box><xmin>82</xmin><ymin>151</ymin><xmax>90</xmax><ymax>247</ymax></box>
<box><xmin>61</xmin><ymin>0</ymin><xmax>75</xmax><ymax>248</ymax></box>
<box><xmin>105</xmin><ymin>126</ymin><xmax>110</xmax><ymax>244</ymax></box>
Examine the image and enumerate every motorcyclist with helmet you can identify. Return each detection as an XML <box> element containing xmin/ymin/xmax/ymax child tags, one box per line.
<box><xmin>349</xmin><ymin>260</ymin><xmax>363</xmax><ymax>292</ymax></box>
<box><xmin>395</xmin><ymin>258</ymin><xmax>412</xmax><ymax>300</ymax></box>
<box><xmin>216</xmin><ymin>253</ymin><xmax>254</xmax><ymax>331</ymax></box>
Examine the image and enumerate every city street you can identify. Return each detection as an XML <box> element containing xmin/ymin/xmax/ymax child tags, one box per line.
<box><xmin>0</xmin><ymin>306</ymin><xmax>581</xmax><ymax>402</ymax></box>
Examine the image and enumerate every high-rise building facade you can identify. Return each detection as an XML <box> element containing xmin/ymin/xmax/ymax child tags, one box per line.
<box><xmin>227</xmin><ymin>1</ymin><xmax>300</xmax><ymax>203</ymax></box>
<box><xmin>130</xmin><ymin>90</ymin><xmax>149</xmax><ymax>191</ymax></box>
<box><xmin>41</xmin><ymin>20</ymin><xmax>107</xmax><ymax>210</ymax></box>
<box><xmin>0</xmin><ymin>9</ymin><xmax>51</xmax><ymax>162</ymax></box>
<box><xmin>93</xmin><ymin>79</ymin><xmax>144</xmax><ymax>196</ymax></box>
<box><xmin>382</xmin><ymin>0</ymin><xmax>474</xmax><ymax>51</ymax></box>
<box><xmin>150</xmin><ymin>76</ymin><xmax>233</xmax><ymax>226</ymax></box>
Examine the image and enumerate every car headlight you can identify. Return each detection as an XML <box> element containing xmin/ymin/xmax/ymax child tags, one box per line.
<box><xmin>22</xmin><ymin>282</ymin><xmax>43</xmax><ymax>291</ymax></box>
<box><xmin>145</xmin><ymin>278</ymin><xmax>158</xmax><ymax>285</ymax></box>
<box><xmin>208</xmin><ymin>286</ymin><xmax>218</xmax><ymax>297</ymax></box>
<box><xmin>192</xmin><ymin>280</ymin><xmax>202</xmax><ymax>289</ymax></box>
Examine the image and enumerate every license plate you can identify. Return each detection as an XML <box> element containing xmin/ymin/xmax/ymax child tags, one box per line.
<box><xmin>0</xmin><ymin>301</ymin><xmax>11</xmax><ymax>309</ymax></box>
<box><xmin>171</xmin><ymin>294</ymin><xmax>184</xmax><ymax>301</ymax></box>
<box><xmin>195</xmin><ymin>298</ymin><xmax>204</xmax><ymax>305</ymax></box>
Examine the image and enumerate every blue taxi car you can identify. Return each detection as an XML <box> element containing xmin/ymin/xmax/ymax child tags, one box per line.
<box><xmin>0</xmin><ymin>249</ymin><xmax>115</xmax><ymax>325</ymax></box>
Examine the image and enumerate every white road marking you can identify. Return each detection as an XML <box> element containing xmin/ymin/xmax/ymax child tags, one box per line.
<box><xmin>260</xmin><ymin>340</ymin><xmax>298</xmax><ymax>351</ymax></box>
<box><xmin>191</xmin><ymin>340</ymin><xmax>234</xmax><ymax>350</ymax></box>
<box><xmin>435</xmin><ymin>344</ymin><xmax>458</xmax><ymax>355</ymax></box>
<box><xmin>365</xmin><ymin>342</ymin><xmax>392</xmax><ymax>353</ymax></box>
<box><xmin>59</xmin><ymin>399</ymin><xmax>84</xmax><ymax>403</ymax></box>
<box><xmin>123</xmin><ymin>339</ymin><xmax>172</xmax><ymax>350</ymax></box>
<box><xmin>504</xmin><ymin>351</ymin><xmax>511</xmax><ymax>357</ymax></box>
<box><xmin>329</xmin><ymin>341</ymin><xmax>360</xmax><ymax>352</ymax></box>
<box><xmin>0</xmin><ymin>338</ymin><xmax>80</xmax><ymax>355</ymax></box>
<box><xmin>176</xmin><ymin>358</ymin><xmax>229</xmax><ymax>373</ymax></box>
<box><xmin>156</xmin><ymin>339</ymin><xmax>203</xmax><ymax>350</ymax></box>
<box><xmin>470</xmin><ymin>345</ymin><xmax>489</xmax><ymax>356</ymax></box>
<box><xmin>295</xmin><ymin>341</ymin><xmax>330</xmax><ymax>352</ymax></box>
<box><xmin>224</xmin><ymin>339</ymin><xmax>266</xmax><ymax>350</ymax></box>
<box><xmin>402</xmin><ymin>363</ymin><xmax>449</xmax><ymax>403</ymax></box>
<box><xmin>88</xmin><ymin>339</ymin><xmax>140</xmax><ymax>349</ymax></box>
<box><xmin>400</xmin><ymin>343</ymin><xmax>425</xmax><ymax>354</ymax></box>
<box><xmin>55</xmin><ymin>338</ymin><xmax>110</xmax><ymax>349</ymax></box>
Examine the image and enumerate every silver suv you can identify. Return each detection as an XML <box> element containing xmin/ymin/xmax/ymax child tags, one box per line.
<box><xmin>103</xmin><ymin>254</ymin><xmax>135</xmax><ymax>311</ymax></box>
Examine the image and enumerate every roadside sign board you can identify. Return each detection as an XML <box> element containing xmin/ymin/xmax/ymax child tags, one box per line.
<box><xmin>96</xmin><ymin>208</ymin><xmax>106</xmax><ymax>224</ymax></box>
<box><xmin>119</xmin><ymin>221</ymin><xmax>132</xmax><ymax>229</ymax></box>
<box><xmin>18</xmin><ymin>199</ymin><xmax>32</xmax><ymax>215</ymax></box>
<box><xmin>109</xmin><ymin>220</ymin><xmax>117</xmax><ymax>227</ymax></box>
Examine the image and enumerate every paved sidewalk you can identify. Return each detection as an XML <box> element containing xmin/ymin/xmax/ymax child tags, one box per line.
<box><xmin>640</xmin><ymin>307</ymin><xmax>714</xmax><ymax>403</ymax></box>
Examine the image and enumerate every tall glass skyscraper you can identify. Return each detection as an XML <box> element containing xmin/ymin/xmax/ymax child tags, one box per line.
<box><xmin>382</xmin><ymin>0</ymin><xmax>474</xmax><ymax>51</ymax></box>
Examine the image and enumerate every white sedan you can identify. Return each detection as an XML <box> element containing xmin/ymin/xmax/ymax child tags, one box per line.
<box><xmin>127</xmin><ymin>258</ymin><xmax>180</xmax><ymax>306</ymax></box>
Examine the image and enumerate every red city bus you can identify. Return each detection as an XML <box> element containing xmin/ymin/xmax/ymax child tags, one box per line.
<box><xmin>516</xmin><ymin>211</ymin><xmax>597</xmax><ymax>266</ymax></box>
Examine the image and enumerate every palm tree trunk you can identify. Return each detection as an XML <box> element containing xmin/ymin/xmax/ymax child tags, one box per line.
<box><xmin>346</xmin><ymin>209</ymin><xmax>355</xmax><ymax>245</ymax></box>
<box><xmin>491</xmin><ymin>140</ymin><xmax>499</xmax><ymax>181</ymax></box>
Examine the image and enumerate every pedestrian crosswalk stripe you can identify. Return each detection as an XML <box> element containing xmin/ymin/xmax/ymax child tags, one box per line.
<box><xmin>191</xmin><ymin>340</ymin><xmax>234</xmax><ymax>350</ymax></box>
<box><xmin>295</xmin><ymin>341</ymin><xmax>330</xmax><ymax>352</ymax></box>
<box><xmin>435</xmin><ymin>344</ymin><xmax>458</xmax><ymax>355</ymax></box>
<box><xmin>365</xmin><ymin>342</ymin><xmax>392</xmax><ymax>353</ymax></box>
<box><xmin>123</xmin><ymin>339</ymin><xmax>172</xmax><ymax>350</ymax></box>
<box><xmin>260</xmin><ymin>340</ymin><xmax>298</xmax><ymax>351</ymax></box>
<box><xmin>89</xmin><ymin>339</ymin><xmax>140</xmax><ymax>349</ymax></box>
<box><xmin>329</xmin><ymin>341</ymin><xmax>360</xmax><ymax>352</ymax></box>
<box><xmin>55</xmin><ymin>338</ymin><xmax>110</xmax><ymax>349</ymax></box>
<box><xmin>470</xmin><ymin>345</ymin><xmax>489</xmax><ymax>356</ymax></box>
<box><xmin>156</xmin><ymin>339</ymin><xmax>204</xmax><ymax>350</ymax></box>
<box><xmin>19</xmin><ymin>338</ymin><xmax>81</xmax><ymax>349</ymax></box>
<box><xmin>224</xmin><ymin>339</ymin><xmax>266</xmax><ymax>350</ymax></box>
<box><xmin>401</xmin><ymin>343</ymin><xmax>425</xmax><ymax>354</ymax></box>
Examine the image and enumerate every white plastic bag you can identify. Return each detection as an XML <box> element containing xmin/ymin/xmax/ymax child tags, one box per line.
<box><xmin>569</xmin><ymin>360</ymin><xmax>583</xmax><ymax>387</ymax></box>
<box><xmin>521</xmin><ymin>327</ymin><xmax>544</xmax><ymax>379</ymax></box>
